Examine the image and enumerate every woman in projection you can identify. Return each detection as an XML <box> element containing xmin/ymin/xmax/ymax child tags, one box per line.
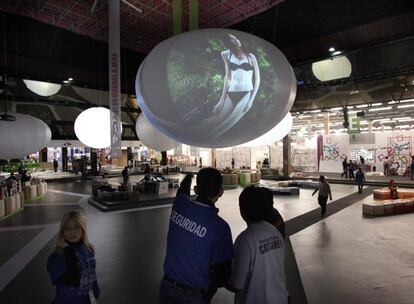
<box><xmin>210</xmin><ymin>33</ymin><xmax>260</xmax><ymax>138</ymax></box>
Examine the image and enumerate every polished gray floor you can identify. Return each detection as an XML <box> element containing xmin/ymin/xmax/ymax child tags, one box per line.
<box><xmin>0</xmin><ymin>177</ymin><xmax>412</xmax><ymax>303</ymax></box>
<box><xmin>291</xmin><ymin>195</ymin><xmax>414</xmax><ymax>304</ymax></box>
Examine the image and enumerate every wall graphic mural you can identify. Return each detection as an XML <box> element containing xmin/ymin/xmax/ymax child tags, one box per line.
<box><xmin>377</xmin><ymin>135</ymin><xmax>411</xmax><ymax>162</ymax></box>
<box><xmin>323</xmin><ymin>137</ymin><xmax>341</xmax><ymax>161</ymax></box>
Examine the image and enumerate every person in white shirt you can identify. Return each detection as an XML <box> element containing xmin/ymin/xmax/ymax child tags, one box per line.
<box><xmin>312</xmin><ymin>175</ymin><xmax>333</xmax><ymax>217</ymax></box>
<box><xmin>228</xmin><ymin>186</ymin><xmax>288</xmax><ymax>304</ymax></box>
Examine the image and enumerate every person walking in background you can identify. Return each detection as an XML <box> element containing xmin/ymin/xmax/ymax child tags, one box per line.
<box><xmin>98</xmin><ymin>159</ymin><xmax>102</xmax><ymax>174</ymax></box>
<box><xmin>159</xmin><ymin>169</ymin><xmax>234</xmax><ymax>303</ymax></box>
<box><xmin>312</xmin><ymin>175</ymin><xmax>333</xmax><ymax>217</ymax></box>
<box><xmin>228</xmin><ymin>186</ymin><xmax>288</xmax><ymax>304</ymax></box>
<box><xmin>383</xmin><ymin>157</ymin><xmax>390</xmax><ymax>176</ymax></box>
<box><xmin>341</xmin><ymin>157</ymin><xmax>348</xmax><ymax>178</ymax></box>
<box><xmin>122</xmin><ymin>166</ymin><xmax>129</xmax><ymax>186</ymax></box>
<box><xmin>359</xmin><ymin>155</ymin><xmax>365</xmax><ymax>169</ymax></box>
<box><xmin>355</xmin><ymin>167</ymin><xmax>365</xmax><ymax>194</ymax></box>
<box><xmin>53</xmin><ymin>159</ymin><xmax>58</xmax><ymax>173</ymax></box>
<box><xmin>47</xmin><ymin>211</ymin><xmax>100</xmax><ymax>304</ymax></box>
<box><xmin>348</xmin><ymin>160</ymin><xmax>355</xmax><ymax>180</ymax></box>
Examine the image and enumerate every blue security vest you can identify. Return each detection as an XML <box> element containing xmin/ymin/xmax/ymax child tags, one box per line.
<box><xmin>164</xmin><ymin>194</ymin><xmax>234</xmax><ymax>289</ymax></box>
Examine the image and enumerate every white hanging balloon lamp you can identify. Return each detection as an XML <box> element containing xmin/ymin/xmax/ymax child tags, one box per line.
<box><xmin>0</xmin><ymin>112</ymin><xmax>52</xmax><ymax>159</ymax></box>
<box><xmin>23</xmin><ymin>79</ymin><xmax>61</xmax><ymax>97</ymax></box>
<box><xmin>135</xmin><ymin>113</ymin><xmax>178</xmax><ymax>151</ymax></box>
<box><xmin>74</xmin><ymin>107</ymin><xmax>122</xmax><ymax>149</ymax></box>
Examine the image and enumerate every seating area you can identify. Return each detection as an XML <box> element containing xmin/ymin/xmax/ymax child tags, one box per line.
<box><xmin>221</xmin><ymin>171</ymin><xmax>261</xmax><ymax>188</ymax></box>
<box><xmin>363</xmin><ymin>188</ymin><xmax>414</xmax><ymax>217</ymax></box>
<box><xmin>261</xmin><ymin>179</ymin><xmax>318</xmax><ymax>196</ymax></box>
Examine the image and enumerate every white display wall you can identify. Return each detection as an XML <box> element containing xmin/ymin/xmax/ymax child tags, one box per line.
<box><xmin>292</xmin><ymin>147</ymin><xmax>317</xmax><ymax>172</ymax></box>
<box><xmin>216</xmin><ymin>149</ymin><xmax>233</xmax><ymax>169</ymax></box>
<box><xmin>270</xmin><ymin>146</ymin><xmax>283</xmax><ymax>169</ymax></box>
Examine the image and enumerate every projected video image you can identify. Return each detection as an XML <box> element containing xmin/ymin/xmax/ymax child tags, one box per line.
<box><xmin>136</xmin><ymin>29</ymin><xmax>296</xmax><ymax>148</ymax></box>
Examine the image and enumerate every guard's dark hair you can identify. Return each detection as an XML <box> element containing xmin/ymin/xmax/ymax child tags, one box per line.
<box><xmin>319</xmin><ymin>175</ymin><xmax>325</xmax><ymax>181</ymax></box>
<box><xmin>259</xmin><ymin>187</ymin><xmax>274</xmax><ymax>208</ymax></box>
<box><xmin>239</xmin><ymin>186</ymin><xmax>267</xmax><ymax>222</ymax></box>
<box><xmin>196</xmin><ymin>168</ymin><xmax>222</xmax><ymax>198</ymax></box>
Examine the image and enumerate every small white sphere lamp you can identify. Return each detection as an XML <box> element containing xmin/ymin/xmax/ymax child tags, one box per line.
<box><xmin>74</xmin><ymin>107</ymin><xmax>122</xmax><ymax>149</ymax></box>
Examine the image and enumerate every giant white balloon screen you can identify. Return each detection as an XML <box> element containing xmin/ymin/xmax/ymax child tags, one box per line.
<box><xmin>136</xmin><ymin>29</ymin><xmax>296</xmax><ymax>148</ymax></box>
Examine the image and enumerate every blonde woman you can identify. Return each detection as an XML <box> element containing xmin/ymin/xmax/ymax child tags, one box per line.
<box><xmin>47</xmin><ymin>211</ymin><xmax>100</xmax><ymax>303</ymax></box>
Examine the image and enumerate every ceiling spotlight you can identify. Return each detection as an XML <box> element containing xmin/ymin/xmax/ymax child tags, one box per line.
<box><xmin>63</xmin><ymin>80</ymin><xmax>69</xmax><ymax>84</ymax></box>
<box><xmin>68</xmin><ymin>77</ymin><xmax>73</xmax><ymax>81</ymax></box>
<box><xmin>329</xmin><ymin>47</ymin><xmax>335</xmax><ymax>52</ymax></box>
<box><xmin>332</xmin><ymin>50</ymin><xmax>342</xmax><ymax>56</ymax></box>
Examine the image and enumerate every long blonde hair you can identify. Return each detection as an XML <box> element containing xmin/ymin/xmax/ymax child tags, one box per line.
<box><xmin>57</xmin><ymin>211</ymin><xmax>95</xmax><ymax>251</ymax></box>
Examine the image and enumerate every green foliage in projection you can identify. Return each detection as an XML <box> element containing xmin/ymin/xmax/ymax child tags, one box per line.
<box><xmin>167</xmin><ymin>38</ymin><xmax>226</xmax><ymax>116</ymax></box>
<box><xmin>166</xmin><ymin>34</ymin><xmax>282</xmax><ymax>130</ymax></box>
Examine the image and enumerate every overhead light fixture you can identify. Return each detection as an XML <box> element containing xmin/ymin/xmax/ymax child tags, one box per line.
<box><xmin>400</xmin><ymin>98</ymin><xmax>414</xmax><ymax>103</ymax></box>
<box><xmin>397</xmin><ymin>104</ymin><xmax>414</xmax><ymax>109</ymax></box>
<box><xmin>397</xmin><ymin>118</ymin><xmax>414</xmax><ymax>122</ymax></box>
<box><xmin>63</xmin><ymin>80</ymin><xmax>69</xmax><ymax>84</ymax></box>
<box><xmin>330</xmin><ymin>107</ymin><xmax>343</xmax><ymax>111</ymax></box>
<box><xmin>68</xmin><ymin>77</ymin><xmax>73</xmax><ymax>81</ymax></box>
<box><xmin>356</xmin><ymin>105</ymin><xmax>368</xmax><ymax>108</ymax></box>
<box><xmin>369</xmin><ymin>106</ymin><xmax>392</xmax><ymax>112</ymax></box>
<box><xmin>332</xmin><ymin>50</ymin><xmax>342</xmax><ymax>56</ymax></box>
<box><xmin>329</xmin><ymin>47</ymin><xmax>335</xmax><ymax>52</ymax></box>
<box><xmin>371</xmin><ymin>103</ymin><xmax>382</xmax><ymax>106</ymax></box>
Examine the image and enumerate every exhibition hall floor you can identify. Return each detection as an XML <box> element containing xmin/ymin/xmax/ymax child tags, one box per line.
<box><xmin>0</xmin><ymin>177</ymin><xmax>413</xmax><ymax>303</ymax></box>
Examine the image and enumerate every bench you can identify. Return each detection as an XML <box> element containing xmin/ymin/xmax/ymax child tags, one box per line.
<box><xmin>363</xmin><ymin>188</ymin><xmax>414</xmax><ymax>217</ymax></box>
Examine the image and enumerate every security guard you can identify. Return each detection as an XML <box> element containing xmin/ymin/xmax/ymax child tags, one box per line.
<box><xmin>159</xmin><ymin>168</ymin><xmax>234</xmax><ymax>303</ymax></box>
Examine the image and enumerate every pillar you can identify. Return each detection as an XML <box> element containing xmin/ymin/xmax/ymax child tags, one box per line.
<box><xmin>324</xmin><ymin>112</ymin><xmax>330</xmax><ymax>134</ymax></box>
<box><xmin>282</xmin><ymin>134</ymin><xmax>292</xmax><ymax>177</ymax></box>
<box><xmin>161</xmin><ymin>151</ymin><xmax>168</xmax><ymax>165</ymax></box>
<box><xmin>90</xmin><ymin>149</ymin><xmax>98</xmax><ymax>175</ymax></box>
<box><xmin>211</xmin><ymin>148</ymin><xmax>217</xmax><ymax>168</ymax></box>
<box><xmin>127</xmin><ymin>147</ymin><xmax>133</xmax><ymax>163</ymax></box>
<box><xmin>61</xmin><ymin>147</ymin><xmax>68</xmax><ymax>172</ymax></box>
<box><xmin>39</xmin><ymin>148</ymin><xmax>48</xmax><ymax>162</ymax></box>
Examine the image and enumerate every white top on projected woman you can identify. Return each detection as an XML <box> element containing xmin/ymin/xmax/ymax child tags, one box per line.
<box><xmin>211</xmin><ymin>34</ymin><xmax>260</xmax><ymax>138</ymax></box>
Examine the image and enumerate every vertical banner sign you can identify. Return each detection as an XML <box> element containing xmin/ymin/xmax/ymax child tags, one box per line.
<box><xmin>348</xmin><ymin>113</ymin><xmax>360</xmax><ymax>134</ymax></box>
<box><xmin>109</xmin><ymin>0</ymin><xmax>122</xmax><ymax>158</ymax></box>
